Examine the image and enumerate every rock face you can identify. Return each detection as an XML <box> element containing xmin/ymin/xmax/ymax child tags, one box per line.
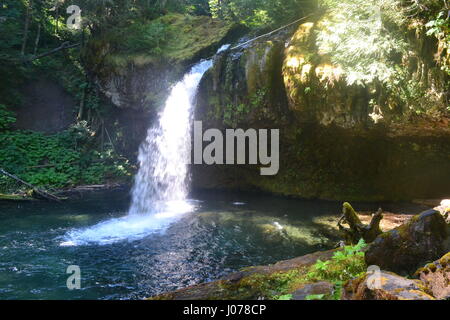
<box><xmin>14</xmin><ymin>79</ymin><xmax>76</xmax><ymax>134</ymax></box>
<box><xmin>89</xmin><ymin>14</ymin><xmax>242</xmax><ymax>111</ymax></box>
<box><xmin>365</xmin><ymin>210</ymin><xmax>450</xmax><ymax>274</ymax></box>
<box><xmin>193</xmin><ymin>13</ymin><xmax>450</xmax><ymax>202</ymax></box>
<box><xmin>82</xmin><ymin>14</ymin><xmax>243</xmax><ymax>158</ymax></box>
<box><xmin>282</xmin><ymin>20</ymin><xmax>370</xmax><ymax>128</ymax></box>
<box><xmin>416</xmin><ymin>252</ymin><xmax>450</xmax><ymax>300</ymax></box>
<box><xmin>342</xmin><ymin>271</ymin><xmax>435</xmax><ymax>300</ymax></box>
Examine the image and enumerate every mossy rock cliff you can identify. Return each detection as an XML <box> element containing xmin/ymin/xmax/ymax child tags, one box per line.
<box><xmin>193</xmin><ymin>12</ymin><xmax>450</xmax><ymax>202</ymax></box>
<box><xmin>85</xmin><ymin>13</ymin><xmax>243</xmax><ymax>111</ymax></box>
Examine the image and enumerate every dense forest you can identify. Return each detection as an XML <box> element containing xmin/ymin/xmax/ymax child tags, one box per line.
<box><xmin>0</xmin><ymin>0</ymin><xmax>449</xmax><ymax>302</ymax></box>
<box><xmin>0</xmin><ymin>0</ymin><xmax>316</xmax><ymax>194</ymax></box>
<box><xmin>1</xmin><ymin>0</ymin><xmax>448</xmax><ymax>198</ymax></box>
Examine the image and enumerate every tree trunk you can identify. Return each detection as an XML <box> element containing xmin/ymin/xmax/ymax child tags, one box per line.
<box><xmin>33</xmin><ymin>23</ymin><xmax>41</xmax><ymax>55</ymax></box>
<box><xmin>0</xmin><ymin>168</ymin><xmax>62</xmax><ymax>202</ymax></box>
<box><xmin>337</xmin><ymin>202</ymin><xmax>383</xmax><ymax>244</ymax></box>
<box><xmin>21</xmin><ymin>0</ymin><xmax>32</xmax><ymax>56</ymax></box>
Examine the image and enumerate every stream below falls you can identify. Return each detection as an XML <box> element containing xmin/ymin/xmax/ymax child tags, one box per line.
<box><xmin>0</xmin><ymin>190</ymin><xmax>427</xmax><ymax>299</ymax></box>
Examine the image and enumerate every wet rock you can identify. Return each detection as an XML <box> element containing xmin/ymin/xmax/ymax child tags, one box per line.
<box><xmin>291</xmin><ymin>281</ymin><xmax>334</xmax><ymax>300</ymax></box>
<box><xmin>90</xmin><ymin>14</ymin><xmax>241</xmax><ymax>110</ymax></box>
<box><xmin>415</xmin><ymin>252</ymin><xmax>450</xmax><ymax>300</ymax></box>
<box><xmin>195</xmin><ymin>35</ymin><xmax>290</xmax><ymax>130</ymax></box>
<box><xmin>342</xmin><ymin>271</ymin><xmax>434</xmax><ymax>300</ymax></box>
<box><xmin>365</xmin><ymin>209</ymin><xmax>449</xmax><ymax>274</ymax></box>
<box><xmin>434</xmin><ymin>199</ymin><xmax>450</xmax><ymax>223</ymax></box>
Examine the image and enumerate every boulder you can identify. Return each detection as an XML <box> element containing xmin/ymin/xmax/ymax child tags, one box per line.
<box><xmin>342</xmin><ymin>271</ymin><xmax>434</xmax><ymax>300</ymax></box>
<box><xmin>365</xmin><ymin>209</ymin><xmax>449</xmax><ymax>274</ymax></box>
<box><xmin>415</xmin><ymin>252</ymin><xmax>450</xmax><ymax>300</ymax></box>
<box><xmin>434</xmin><ymin>199</ymin><xmax>450</xmax><ymax>223</ymax></box>
<box><xmin>291</xmin><ymin>281</ymin><xmax>334</xmax><ymax>300</ymax></box>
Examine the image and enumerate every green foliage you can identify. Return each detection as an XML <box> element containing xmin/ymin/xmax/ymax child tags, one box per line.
<box><xmin>306</xmin><ymin>294</ymin><xmax>325</xmax><ymax>300</ymax></box>
<box><xmin>313</xmin><ymin>259</ymin><xmax>330</xmax><ymax>272</ymax></box>
<box><xmin>241</xmin><ymin>240</ymin><xmax>368</xmax><ymax>300</ymax></box>
<box><xmin>209</xmin><ymin>0</ymin><xmax>316</xmax><ymax>28</ymax></box>
<box><xmin>223</xmin><ymin>103</ymin><xmax>251</xmax><ymax>127</ymax></box>
<box><xmin>234</xmin><ymin>268</ymin><xmax>306</xmax><ymax>300</ymax></box>
<box><xmin>0</xmin><ymin>105</ymin><xmax>16</xmax><ymax>130</ymax></box>
<box><xmin>0</xmin><ymin>122</ymin><xmax>131</xmax><ymax>193</ymax></box>
<box><xmin>426</xmin><ymin>10</ymin><xmax>450</xmax><ymax>75</ymax></box>
<box><xmin>306</xmin><ymin>239</ymin><xmax>367</xmax><ymax>299</ymax></box>
<box><xmin>120</xmin><ymin>21</ymin><xmax>169</xmax><ymax>55</ymax></box>
<box><xmin>384</xmin><ymin>65</ymin><xmax>432</xmax><ymax>114</ymax></box>
<box><xmin>218</xmin><ymin>89</ymin><xmax>267</xmax><ymax>127</ymax></box>
<box><xmin>276</xmin><ymin>294</ymin><xmax>293</xmax><ymax>300</ymax></box>
<box><xmin>317</xmin><ymin>0</ymin><xmax>408</xmax><ymax>85</ymax></box>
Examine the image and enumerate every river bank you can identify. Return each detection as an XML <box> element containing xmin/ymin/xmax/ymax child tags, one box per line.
<box><xmin>150</xmin><ymin>202</ymin><xmax>450</xmax><ymax>300</ymax></box>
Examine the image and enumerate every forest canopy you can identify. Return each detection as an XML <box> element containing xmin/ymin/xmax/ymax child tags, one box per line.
<box><xmin>0</xmin><ymin>0</ymin><xmax>448</xmax><ymax>193</ymax></box>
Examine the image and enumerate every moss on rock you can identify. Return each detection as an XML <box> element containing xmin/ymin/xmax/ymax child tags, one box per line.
<box><xmin>365</xmin><ymin>209</ymin><xmax>449</xmax><ymax>274</ymax></box>
<box><xmin>342</xmin><ymin>270</ymin><xmax>435</xmax><ymax>300</ymax></box>
<box><xmin>193</xmin><ymin>13</ymin><xmax>450</xmax><ymax>202</ymax></box>
<box><xmin>149</xmin><ymin>249</ymin><xmax>338</xmax><ymax>300</ymax></box>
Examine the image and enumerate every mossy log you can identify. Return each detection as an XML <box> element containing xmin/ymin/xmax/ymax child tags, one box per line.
<box><xmin>0</xmin><ymin>168</ymin><xmax>62</xmax><ymax>202</ymax></box>
<box><xmin>0</xmin><ymin>193</ymin><xmax>34</xmax><ymax>201</ymax></box>
<box><xmin>337</xmin><ymin>202</ymin><xmax>383</xmax><ymax>244</ymax></box>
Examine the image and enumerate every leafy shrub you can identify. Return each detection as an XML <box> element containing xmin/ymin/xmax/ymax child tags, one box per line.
<box><xmin>306</xmin><ymin>294</ymin><xmax>325</xmax><ymax>300</ymax></box>
<box><xmin>267</xmin><ymin>239</ymin><xmax>368</xmax><ymax>300</ymax></box>
<box><xmin>305</xmin><ymin>238</ymin><xmax>368</xmax><ymax>299</ymax></box>
<box><xmin>208</xmin><ymin>0</ymin><xmax>317</xmax><ymax>28</ymax></box>
<box><xmin>0</xmin><ymin>104</ymin><xmax>16</xmax><ymax>130</ymax></box>
<box><xmin>120</xmin><ymin>21</ymin><xmax>169</xmax><ymax>55</ymax></box>
<box><xmin>316</xmin><ymin>0</ymin><xmax>408</xmax><ymax>85</ymax></box>
<box><xmin>307</xmin><ymin>239</ymin><xmax>367</xmax><ymax>282</ymax></box>
<box><xmin>0</xmin><ymin>122</ymin><xmax>131</xmax><ymax>192</ymax></box>
<box><xmin>426</xmin><ymin>10</ymin><xmax>450</xmax><ymax>75</ymax></box>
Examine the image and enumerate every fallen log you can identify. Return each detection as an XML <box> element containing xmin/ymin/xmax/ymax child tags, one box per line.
<box><xmin>337</xmin><ymin>202</ymin><xmax>383</xmax><ymax>244</ymax></box>
<box><xmin>0</xmin><ymin>168</ymin><xmax>62</xmax><ymax>202</ymax></box>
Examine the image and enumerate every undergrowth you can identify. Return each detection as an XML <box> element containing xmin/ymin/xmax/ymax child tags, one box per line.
<box><xmin>0</xmin><ymin>106</ymin><xmax>131</xmax><ymax>193</ymax></box>
<box><xmin>271</xmin><ymin>239</ymin><xmax>368</xmax><ymax>300</ymax></box>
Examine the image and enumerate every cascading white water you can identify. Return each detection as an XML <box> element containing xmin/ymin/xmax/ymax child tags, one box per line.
<box><xmin>60</xmin><ymin>46</ymin><xmax>230</xmax><ymax>246</ymax></box>
<box><xmin>128</xmin><ymin>59</ymin><xmax>213</xmax><ymax>216</ymax></box>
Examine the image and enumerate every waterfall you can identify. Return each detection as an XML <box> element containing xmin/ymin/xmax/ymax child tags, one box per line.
<box><xmin>128</xmin><ymin>59</ymin><xmax>213</xmax><ymax>216</ymax></box>
<box><xmin>60</xmin><ymin>46</ymin><xmax>230</xmax><ymax>246</ymax></box>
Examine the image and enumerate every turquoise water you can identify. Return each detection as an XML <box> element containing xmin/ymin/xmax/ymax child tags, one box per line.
<box><xmin>0</xmin><ymin>190</ymin><xmax>423</xmax><ymax>299</ymax></box>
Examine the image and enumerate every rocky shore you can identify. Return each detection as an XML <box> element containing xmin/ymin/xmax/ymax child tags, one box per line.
<box><xmin>150</xmin><ymin>200</ymin><xmax>450</xmax><ymax>300</ymax></box>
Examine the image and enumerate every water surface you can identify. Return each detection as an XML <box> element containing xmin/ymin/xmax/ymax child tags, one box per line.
<box><xmin>0</xmin><ymin>190</ymin><xmax>426</xmax><ymax>299</ymax></box>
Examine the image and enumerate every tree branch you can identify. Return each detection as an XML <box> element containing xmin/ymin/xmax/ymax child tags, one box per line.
<box><xmin>0</xmin><ymin>168</ymin><xmax>62</xmax><ymax>202</ymax></box>
<box><xmin>26</xmin><ymin>42</ymin><xmax>81</xmax><ymax>62</ymax></box>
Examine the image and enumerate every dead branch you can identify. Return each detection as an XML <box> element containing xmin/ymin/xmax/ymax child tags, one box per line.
<box><xmin>27</xmin><ymin>42</ymin><xmax>81</xmax><ymax>62</ymax></box>
<box><xmin>0</xmin><ymin>168</ymin><xmax>62</xmax><ymax>202</ymax></box>
<box><xmin>337</xmin><ymin>202</ymin><xmax>383</xmax><ymax>244</ymax></box>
